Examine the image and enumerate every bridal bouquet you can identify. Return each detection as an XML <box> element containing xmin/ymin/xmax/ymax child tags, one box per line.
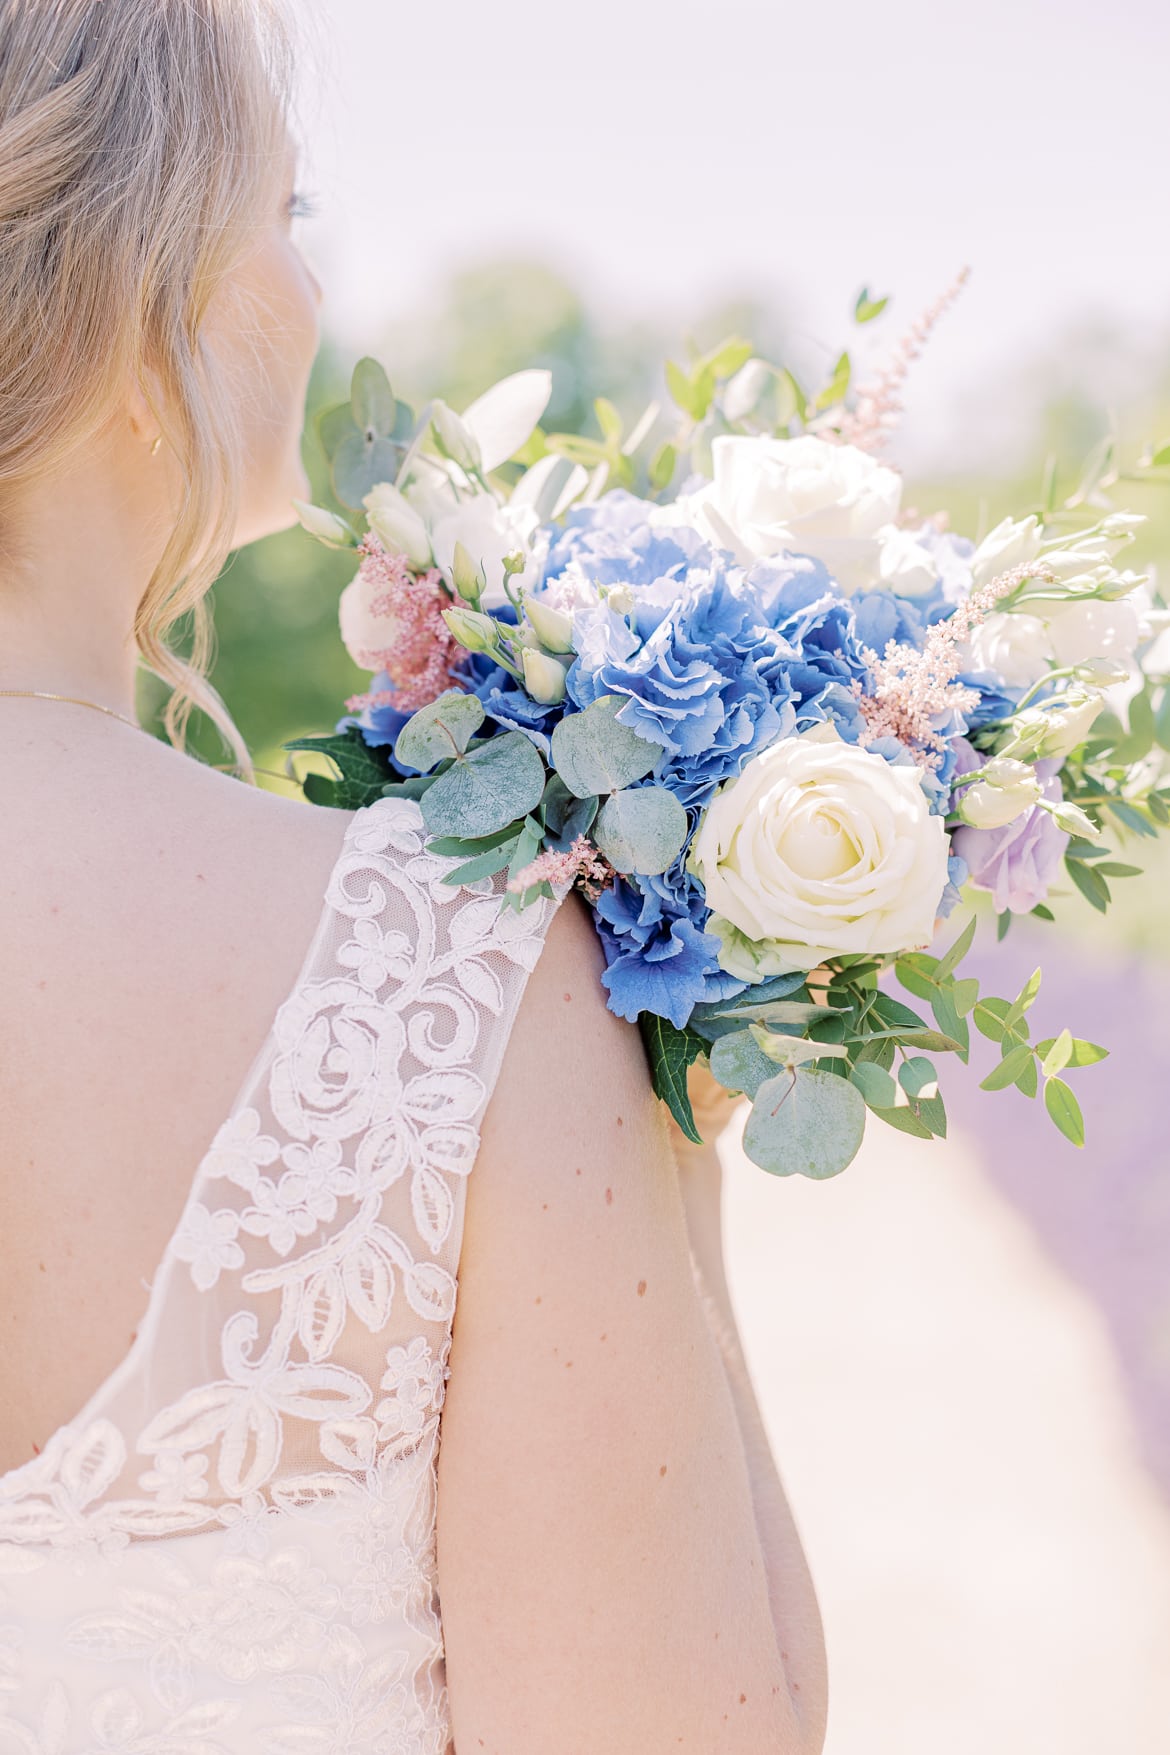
<box><xmin>290</xmin><ymin>286</ymin><xmax>1170</xmax><ymax>1178</ymax></box>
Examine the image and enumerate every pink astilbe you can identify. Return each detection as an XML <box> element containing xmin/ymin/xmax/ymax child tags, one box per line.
<box><xmin>344</xmin><ymin>538</ymin><xmax>464</xmax><ymax>715</ymax></box>
<box><xmin>857</xmin><ymin>560</ymin><xmax>1058</xmax><ymax>768</ymax></box>
<box><xmin>834</xmin><ymin>267</ymin><xmax>972</xmax><ymax>454</ymax></box>
<box><xmin>507</xmin><ymin>835</ymin><xmax>614</xmax><ymax>899</ymax></box>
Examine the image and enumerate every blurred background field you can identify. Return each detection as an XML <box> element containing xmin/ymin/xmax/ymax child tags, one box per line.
<box><xmin>144</xmin><ymin>0</ymin><xmax>1170</xmax><ymax>1746</ymax></box>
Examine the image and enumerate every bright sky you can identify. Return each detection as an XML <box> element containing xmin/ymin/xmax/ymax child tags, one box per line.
<box><xmin>293</xmin><ymin>0</ymin><xmax>1170</xmax><ymax>472</ymax></box>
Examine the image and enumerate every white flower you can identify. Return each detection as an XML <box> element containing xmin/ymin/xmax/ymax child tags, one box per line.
<box><xmin>362</xmin><ymin>483</ymin><xmax>432</xmax><ymax>568</ymax></box>
<box><xmin>138</xmin><ymin>1450</ymin><xmax>210</xmax><ymax>1507</ymax></box>
<box><xmin>875</xmin><ymin>526</ymin><xmax>940</xmax><ymax>598</ymax></box>
<box><xmin>964</xmin><ymin>610</ymin><xmax>1054</xmax><ymax>689</ymax></box>
<box><xmin>1045</xmin><ymin>595</ymin><xmax>1143</xmax><ymax>670</ymax></box>
<box><xmin>200</xmin><ymin>1109</ymin><xmax>280</xmax><ymax>1191</ymax></box>
<box><xmin>958</xmin><ymin>759</ymin><xmax>1043</xmax><ymax>830</ymax></box>
<box><xmin>239</xmin><ymin>1170</ymin><xmax>338</xmax><ymax>1256</ymax></box>
<box><xmin>170</xmin><ymin>1204</ymin><xmax>244</xmax><ymax>1292</ymax></box>
<box><xmin>969</xmin><ymin>515</ymin><xmax>1042</xmax><ymax>589</ymax></box>
<box><xmin>428</xmin><ymin>490</ymin><xmax>548</xmax><ymax>609</ymax></box>
<box><xmin>338</xmin><ymin>567</ymin><xmax>400</xmax><ymax>674</ymax></box>
<box><xmin>337</xmin><ymin>917</ymin><xmax>414</xmax><ymax>991</ymax></box>
<box><xmin>521</xmin><ymin>647</ymin><xmax>568</xmax><ymax>705</ymax></box>
<box><xmin>690</xmin><ymin>723</ymin><xmax>950</xmax><ymax>977</ymax></box>
<box><xmin>666</xmin><ymin>433</ymin><xmax>904</xmax><ymax>593</ymax></box>
<box><xmin>293</xmin><ymin>501</ymin><xmax>356</xmax><ymax>549</ymax></box>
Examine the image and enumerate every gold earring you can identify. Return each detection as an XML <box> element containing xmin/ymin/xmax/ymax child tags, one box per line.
<box><xmin>150</xmin><ymin>435</ymin><xmax>162</xmax><ymax>457</ymax></box>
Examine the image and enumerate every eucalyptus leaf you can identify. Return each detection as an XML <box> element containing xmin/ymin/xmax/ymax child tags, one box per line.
<box><xmin>1035</xmin><ymin>1036</ymin><xmax>1108</xmax><ymax>1068</ymax></box>
<box><xmin>420</xmin><ymin>732</ymin><xmax>547</xmax><ymax>840</ymax></box>
<box><xmin>1044</xmin><ymin>1076</ymin><xmax>1085</xmax><ymax>1147</ymax></box>
<box><xmin>980</xmin><ymin>1042</ymin><xmax>1036</xmax><ymax>1092</ymax></box>
<box><xmin>850</xmin><ymin>1062</ymin><xmax>899</xmax><ymax>1109</ymax></box>
<box><xmin>333</xmin><ymin>429</ymin><xmax>404</xmax><ymax>510</ymax></box>
<box><xmin>742</xmin><ymin>1068</ymin><xmax>866</xmax><ymax>1181</ymax></box>
<box><xmin>550</xmin><ymin>696</ymin><xmax>663</xmax><ymax>798</ymax></box>
<box><xmin>593</xmin><ymin>786</ymin><xmax>687</xmax><ymax>876</ymax></box>
<box><xmin>540</xmin><ymin>774</ymin><xmax>600</xmax><ymax>849</ymax></box>
<box><xmin>395</xmin><ymin>692</ymin><xmax>486</xmax><ymax>773</ymax></box>
<box><xmin>351</xmin><ymin>357</ymin><xmax>397</xmax><ymax>437</ymax></box>
<box><xmin>708</xmin><ymin>1029</ymin><xmax>778</xmax><ymax>1100</ymax></box>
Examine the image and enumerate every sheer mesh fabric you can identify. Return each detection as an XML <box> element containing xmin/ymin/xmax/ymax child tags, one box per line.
<box><xmin>0</xmin><ymin>798</ymin><xmax>559</xmax><ymax>1754</ymax></box>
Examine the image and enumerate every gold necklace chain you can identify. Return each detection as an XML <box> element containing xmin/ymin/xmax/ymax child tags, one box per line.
<box><xmin>0</xmin><ymin>689</ymin><xmax>144</xmax><ymax>732</ymax></box>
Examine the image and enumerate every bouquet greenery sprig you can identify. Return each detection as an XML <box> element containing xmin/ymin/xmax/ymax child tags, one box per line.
<box><xmin>289</xmin><ymin>284</ymin><xmax>1170</xmax><ymax>1178</ymax></box>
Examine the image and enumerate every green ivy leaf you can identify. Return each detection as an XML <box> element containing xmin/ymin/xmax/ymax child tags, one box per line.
<box><xmin>640</xmin><ymin>1016</ymin><xmax>705</xmax><ymax>1143</ymax></box>
<box><xmin>284</xmin><ymin>730</ymin><xmax>391</xmax><ymax>811</ymax></box>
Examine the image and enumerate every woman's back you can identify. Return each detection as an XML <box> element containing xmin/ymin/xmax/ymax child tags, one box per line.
<box><xmin>0</xmin><ymin>722</ymin><xmax>819</xmax><ymax>1753</ymax></box>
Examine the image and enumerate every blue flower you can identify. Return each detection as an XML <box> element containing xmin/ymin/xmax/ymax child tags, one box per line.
<box><xmin>594</xmin><ymin>862</ymin><xmax>747</xmax><ymax>1028</ymax></box>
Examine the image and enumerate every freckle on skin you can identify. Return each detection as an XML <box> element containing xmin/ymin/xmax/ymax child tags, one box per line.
<box><xmin>604</xmin><ymin>1187</ymin><xmax>613</xmax><ymax>1205</ymax></box>
<box><xmin>637</xmin><ymin>1279</ymin><xmax>647</xmax><ymax>1296</ymax></box>
<box><xmin>542</xmin><ymin>1203</ymin><xmax>548</xmax><ymax>1211</ymax></box>
<box><xmin>534</xmin><ymin>1296</ymin><xmax>542</xmax><ymax>1305</ymax></box>
<box><xmin>599</xmin><ymin>1334</ymin><xmax>607</xmax><ymax>1342</ymax></box>
<box><xmin>659</xmin><ymin>1465</ymin><xmax>667</xmax><ymax>1477</ymax></box>
<box><xmin>575</xmin><ymin>1167</ymin><xmax>582</xmax><ymax>1176</ymax></box>
<box><xmin>739</xmin><ymin>1693</ymin><xmax>747</xmax><ymax>1704</ymax></box>
<box><xmin>563</xmin><ymin>992</ymin><xmax>572</xmax><ymax>1003</ymax></box>
<box><xmin>616</xmin><ymin>1116</ymin><xmax>623</xmax><ymax>1128</ymax></box>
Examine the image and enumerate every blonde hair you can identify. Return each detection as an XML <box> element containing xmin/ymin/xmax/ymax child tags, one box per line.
<box><xmin>0</xmin><ymin>0</ymin><xmax>295</xmax><ymax>776</ymax></box>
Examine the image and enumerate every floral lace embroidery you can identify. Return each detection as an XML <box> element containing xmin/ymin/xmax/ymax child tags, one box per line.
<box><xmin>0</xmin><ymin>797</ymin><xmax>558</xmax><ymax>1755</ymax></box>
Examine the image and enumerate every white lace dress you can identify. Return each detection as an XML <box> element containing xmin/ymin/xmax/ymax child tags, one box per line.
<box><xmin>0</xmin><ymin>797</ymin><xmax>560</xmax><ymax>1755</ymax></box>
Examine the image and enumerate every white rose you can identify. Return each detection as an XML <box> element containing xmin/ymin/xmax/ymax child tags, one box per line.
<box><xmin>689</xmin><ymin>722</ymin><xmax>950</xmax><ymax>977</ymax></box>
<box><xmin>339</xmin><ymin>568</ymin><xmax>399</xmax><ymax>673</ymax></box>
<box><xmin>669</xmin><ymin>434</ymin><xmax>904</xmax><ymax>593</ymax></box>
<box><xmin>1045</xmin><ymin>596</ymin><xmax>1143</xmax><ymax>670</ymax></box>
<box><xmin>875</xmin><ymin>526</ymin><xmax>940</xmax><ymax>599</ymax></box>
<box><xmin>969</xmin><ymin>515</ymin><xmax>1041</xmax><ymax>590</ymax></box>
<box><xmin>963</xmin><ymin>611</ymin><xmax>1054</xmax><ymax>689</ymax></box>
<box><xmin>428</xmin><ymin>491</ymin><xmax>548</xmax><ymax>609</ymax></box>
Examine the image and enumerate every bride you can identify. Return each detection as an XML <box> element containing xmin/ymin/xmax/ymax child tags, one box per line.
<box><xmin>0</xmin><ymin>2</ymin><xmax>826</xmax><ymax>1749</ymax></box>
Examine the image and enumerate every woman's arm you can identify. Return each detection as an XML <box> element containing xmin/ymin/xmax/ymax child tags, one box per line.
<box><xmin>673</xmin><ymin>1086</ymin><xmax>830</xmax><ymax>1754</ymax></box>
<box><xmin>438</xmin><ymin>897</ymin><xmax>816</xmax><ymax>1754</ymax></box>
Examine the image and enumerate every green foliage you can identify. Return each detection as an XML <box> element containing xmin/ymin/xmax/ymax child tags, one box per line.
<box><xmin>282</xmin><ymin>727</ymin><xmax>391</xmax><ymax>810</ymax></box>
<box><xmin>854</xmin><ymin>287</ymin><xmax>890</xmax><ymax>324</ymax></box>
<box><xmin>742</xmin><ymin>1068</ymin><xmax>867</xmax><ymax>1180</ymax></box>
<box><xmin>394</xmin><ymin>693</ymin><xmax>486</xmax><ymax>772</ymax></box>
<box><xmin>592</xmin><ymin>786</ymin><xmax>687</xmax><ymax>876</ymax></box>
<box><xmin>420</xmin><ymin>732</ymin><xmax>547</xmax><ymax>840</ymax></box>
<box><xmin>550</xmin><ymin>696</ymin><xmax>662</xmax><ymax>798</ymax></box>
<box><xmin>639</xmin><ymin>1015</ymin><xmax>705</xmax><ymax>1143</ymax></box>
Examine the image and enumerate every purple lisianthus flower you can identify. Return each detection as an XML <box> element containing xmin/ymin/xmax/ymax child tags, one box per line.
<box><xmin>950</xmin><ymin>742</ymin><xmax>1070</xmax><ymax>914</ymax></box>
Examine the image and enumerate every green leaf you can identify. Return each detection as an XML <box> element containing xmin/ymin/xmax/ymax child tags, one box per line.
<box><xmin>351</xmin><ymin>357</ymin><xmax>397</xmax><ymax>437</ymax></box>
<box><xmin>1044</xmin><ymin>1077</ymin><xmax>1085</xmax><ymax>1147</ymax></box>
<box><xmin>1108</xmin><ymin>799</ymin><xmax>1157</xmax><ymax>839</ymax></box>
<box><xmin>859</xmin><ymin>1027</ymin><xmax>965</xmax><ymax>1055</ymax></box>
<box><xmin>997</xmin><ymin>909</ymin><xmax>1013</xmax><ymax>942</ymax></box>
<box><xmin>980</xmin><ymin>1042</ymin><xmax>1036</xmax><ymax>1092</ymax></box>
<box><xmin>1067</xmin><ymin>857</ymin><xmax>1111</xmax><ymax>913</ymax></box>
<box><xmin>640</xmin><ymin>1016</ymin><xmax>705</xmax><ymax>1143</ymax></box>
<box><xmin>704</xmin><ymin>336</ymin><xmax>754</xmax><ymax>379</ymax></box>
<box><xmin>594</xmin><ymin>397</ymin><xmax>623</xmax><ymax>445</ymax></box>
<box><xmin>379</xmin><ymin>775</ymin><xmax>436</xmax><ymax>803</ymax></box>
<box><xmin>951</xmin><ymin>978</ymin><xmax>980</xmax><ymax>1017</ymax></box>
<box><xmin>540</xmin><ymin>774</ymin><xmax>599</xmax><ymax>849</ymax></box>
<box><xmin>318</xmin><ymin>401</ymin><xmax>359</xmax><ymax>462</ymax></box>
<box><xmin>1016</xmin><ymin>1052</ymin><xmax>1039</xmax><ymax>1099</ymax></box>
<box><xmin>752</xmin><ymin>1031</ymin><xmax>850</xmax><ymax>1068</ymax></box>
<box><xmin>332</xmin><ymin>428</ymin><xmax>404</xmax><ymax>510</ymax></box>
<box><xmin>899</xmin><ymin>1056</ymin><xmax>938</xmax><ymax>1100</ymax></box>
<box><xmin>302</xmin><ymin>770</ymin><xmax>340</xmax><ymax>808</ymax></box>
<box><xmin>1003</xmin><ymin>968</ymin><xmax>1042</xmax><ymax>1032</ymax></box>
<box><xmin>870</xmin><ymin>991</ymin><xmax>932</xmax><ymax>1035</ymax></box>
<box><xmin>815</xmin><ymin>351</ymin><xmax>851</xmax><ymax>411</ymax></box>
<box><xmin>1036</xmin><ymin>1036</ymin><xmax>1109</xmax><ymax>1068</ymax></box>
<box><xmin>592</xmin><ymin>786</ymin><xmax>688</xmax><ymax>876</ymax></box>
<box><xmin>1110</xmin><ymin>686</ymin><xmax>1156</xmax><ymax>766</ymax></box>
<box><xmin>394</xmin><ymin>691</ymin><xmax>487</xmax><ymax>773</ymax></box>
<box><xmin>284</xmin><ymin>730</ymin><xmax>391</xmax><ymax>811</ymax></box>
<box><xmin>776</xmin><ymin>368</ymin><xmax>808</xmax><ymax>425</ymax></box>
<box><xmin>420</xmin><ymin>732</ymin><xmax>547</xmax><ymax>840</ymax></box>
<box><xmin>973</xmin><ymin>996</ymin><xmax>1011</xmax><ymax>1042</ymax></box>
<box><xmin>894</xmin><ymin>960</ymin><xmax>936</xmax><ymax>1003</ymax></box>
<box><xmin>854</xmin><ymin>288</ymin><xmax>890</xmax><ymax>324</ymax></box>
<box><xmin>1041</xmin><ymin>1028</ymin><xmax>1074</xmax><ymax>1078</ymax></box>
<box><xmin>918</xmin><ymin>1091</ymin><xmax>948</xmax><ymax>1138</ymax></box>
<box><xmin>443</xmin><ymin>835</ymin><xmax>522</xmax><ymax>886</ymax></box>
<box><xmin>870</xmin><ymin>1103</ymin><xmax>934</xmax><ymax>1141</ymax></box>
<box><xmin>742</xmin><ymin>1068</ymin><xmax>867</xmax><ymax>1180</ymax></box>
<box><xmin>666</xmin><ymin>359</ymin><xmax>701</xmax><ymax>420</ymax></box>
<box><xmin>930</xmin><ymin>988</ymin><xmax>969</xmax><ymax>1061</ymax></box>
<box><xmin>851</xmin><ymin>1062</ymin><xmax>900</xmax><ymax>1109</ymax></box>
<box><xmin>1150</xmin><ymin>440</ymin><xmax>1170</xmax><ymax>468</ymax></box>
<box><xmin>1031</xmin><ymin>903</ymin><xmax>1056</xmax><ymax>922</ymax></box>
<box><xmin>935</xmin><ymin>916</ymin><xmax>977</xmax><ymax>980</ymax></box>
<box><xmin>428</xmin><ymin>825</ymin><xmax>521</xmax><ymax>858</ymax></box>
<box><xmin>1153</xmin><ymin>687</ymin><xmax>1170</xmax><ymax>754</ymax></box>
<box><xmin>709</xmin><ymin>1029</ymin><xmax>778</xmax><ymax>1100</ymax></box>
<box><xmin>550</xmin><ymin>696</ymin><xmax>663</xmax><ymax>798</ymax></box>
<box><xmin>649</xmin><ymin>442</ymin><xmax>677</xmax><ymax>493</ymax></box>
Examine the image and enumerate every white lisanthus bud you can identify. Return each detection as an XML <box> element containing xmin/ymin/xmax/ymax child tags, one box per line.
<box><xmin>443</xmin><ymin>606</ymin><xmax>499</xmax><ymax>656</ymax></box>
<box><xmin>970</xmin><ymin>515</ymin><xmax>1042</xmax><ymax>589</ymax></box>
<box><xmin>1049</xmin><ymin>799</ymin><xmax>1100</xmax><ymax>839</ymax></box>
<box><xmin>958</xmin><ymin>759</ymin><xmax>1043</xmax><ymax>830</ymax></box>
<box><xmin>689</xmin><ymin>722</ymin><xmax>950</xmax><ymax>977</ymax></box>
<box><xmin>1033</xmin><ymin>691</ymin><xmax>1105</xmax><ymax>760</ymax></box>
<box><xmin>431</xmin><ymin>400</ymin><xmax>483</xmax><ymax>473</ymax></box>
<box><xmin>523</xmin><ymin>596</ymin><xmax>576</xmax><ymax>655</ymax></box>
<box><xmin>964</xmin><ymin>610</ymin><xmax>1054</xmax><ymax>689</ymax></box>
<box><xmin>293</xmin><ymin>500</ymin><xmax>358</xmax><ymax>549</ymax></box>
<box><xmin>1045</xmin><ymin>595</ymin><xmax>1143</xmax><ymax>671</ymax></box>
<box><xmin>363</xmin><ymin>484</ymin><xmax>432</xmax><ymax>569</ymax></box>
<box><xmin>522</xmin><ymin>648</ymin><xmax>568</xmax><ymax>706</ymax></box>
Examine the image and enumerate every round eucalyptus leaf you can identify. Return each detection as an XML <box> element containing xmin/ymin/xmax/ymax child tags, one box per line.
<box><xmin>421</xmin><ymin>732</ymin><xmax>547</xmax><ymax>840</ymax></box>
<box><xmin>708</xmin><ymin>1029</ymin><xmax>777</xmax><ymax>1100</ymax></box>
<box><xmin>318</xmin><ymin>402</ymin><xmax>359</xmax><ymax>463</ymax></box>
<box><xmin>850</xmin><ymin>1061</ymin><xmax>900</xmax><ymax>1109</ymax></box>
<box><xmin>593</xmin><ymin>785</ymin><xmax>687</xmax><ymax>875</ymax></box>
<box><xmin>332</xmin><ymin>430</ymin><xmax>404</xmax><ymax>510</ymax></box>
<box><xmin>550</xmin><ymin>696</ymin><xmax>663</xmax><ymax>799</ymax></box>
<box><xmin>395</xmin><ymin>692</ymin><xmax>486</xmax><ymax>774</ymax></box>
<box><xmin>743</xmin><ymin>1068</ymin><xmax>866</xmax><ymax>1180</ymax></box>
<box><xmin>351</xmin><ymin>357</ymin><xmax>397</xmax><ymax>438</ymax></box>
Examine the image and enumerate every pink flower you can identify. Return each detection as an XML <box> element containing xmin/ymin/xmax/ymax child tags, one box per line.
<box><xmin>340</xmin><ymin>538</ymin><xmax>464</xmax><ymax>713</ymax></box>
